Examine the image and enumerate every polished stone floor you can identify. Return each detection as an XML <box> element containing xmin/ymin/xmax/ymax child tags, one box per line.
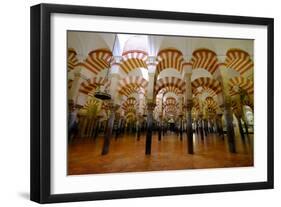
<box><xmin>67</xmin><ymin>131</ymin><xmax>253</xmax><ymax>175</ymax></box>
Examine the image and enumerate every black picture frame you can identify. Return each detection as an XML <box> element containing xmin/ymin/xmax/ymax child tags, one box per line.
<box><xmin>30</xmin><ymin>3</ymin><xmax>274</xmax><ymax>204</ymax></box>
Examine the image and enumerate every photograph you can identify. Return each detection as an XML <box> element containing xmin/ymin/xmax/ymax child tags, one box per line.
<box><xmin>67</xmin><ymin>31</ymin><xmax>254</xmax><ymax>175</ymax></box>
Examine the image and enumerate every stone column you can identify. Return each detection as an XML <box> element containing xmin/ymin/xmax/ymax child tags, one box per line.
<box><xmin>223</xmin><ymin>102</ymin><xmax>236</xmax><ymax>153</ymax></box>
<box><xmin>183</xmin><ymin>65</ymin><xmax>194</xmax><ymax>154</ymax></box>
<box><xmin>185</xmin><ymin>100</ymin><xmax>194</xmax><ymax>154</ymax></box>
<box><xmin>80</xmin><ymin>115</ymin><xmax>88</xmax><ymax>138</ymax></box>
<box><xmin>158</xmin><ymin>115</ymin><xmax>162</xmax><ymax>141</ymax></box>
<box><xmin>179</xmin><ymin>115</ymin><xmax>183</xmax><ymax>141</ymax></box>
<box><xmin>243</xmin><ymin>117</ymin><xmax>249</xmax><ymax>137</ymax></box>
<box><xmin>216</xmin><ymin>113</ymin><xmax>223</xmax><ymax>138</ymax></box>
<box><xmin>234</xmin><ymin>106</ymin><xmax>245</xmax><ymax>141</ymax></box>
<box><xmin>115</xmin><ymin>113</ymin><xmax>121</xmax><ymax>140</ymax></box>
<box><xmin>178</xmin><ymin>94</ymin><xmax>184</xmax><ymax>141</ymax></box>
<box><xmin>145</xmin><ymin>57</ymin><xmax>157</xmax><ymax>155</ymax></box>
<box><xmin>90</xmin><ymin>118</ymin><xmax>96</xmax><ymax>138</ymax></box>
<box><xmin>216</xmin><ymin>64</ymin><xmax>236</xmax><ymax>153</ymax></box>
<box><xmin>195</xmin><ymin>119</ymin><xmax>199</xmax><ymax>134</ymax></box>
<box><xmin>145</xmin><ymin>102</ymin><xmax>156</xmax><ymax>155</ymax></box>
<box><xmin>101</xmin><ymin>103</ymin><xmax>119</xmax><ymax>155</ymax></box>
<box><xmin>139</xmin><ymin>93</ymin><xmax>145</xmax><ymax>115</ymax></box>
<box><xmin>87</xmin><ymin>118</ymin><xmax>95</xmax><ymax>138</ymax></box>
<box><xmin>68</xmin><ymin>66</ymin><xmax>85</xmax><ymax>104</ymax></box>
<box><xmin>199</xmin><ymin>114</ymin><xmax>204</xmax><ymax>140</ymax></box>
<box><xmin>237</xmin><ymin>115</ymin><xmax>245</xmax><ymax>141</ymax></box>
<box><xmin>101</xmin><ymin>59</ymin><xmax>120</xmax><ymax>155</ymax></box>
<box><xmin>137</xmin><ymin>115</ymin><xmax>142</xmax><ymax>141</ymax></box>
<box><xmin>93</xmin><ymin>115</ymin><xmax>102</xmax><ymax>140</ymax></box>
<box><xmin>137</xmin><ymin>93</ymin><xmax>145</xmax><ymax>141</ymax></box>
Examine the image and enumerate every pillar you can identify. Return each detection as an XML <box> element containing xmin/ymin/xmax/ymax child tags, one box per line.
<box><xmin>185</xmin><ymin>101</ymin><xmax>194</xmax><ymax>154</ymax></box>
<box><xmin>80</xmin><ymin>115</ymin><xmax>88</xmax><ymax>138</ymax></box>
<box><xmin>93</xmin><ymin>115</ymin><xmax>102</xmax><ymax>140</ymax></box>
<box><xmin>223</xmin><ymin>102</ymin><xmax>236</xmax><ymax>153</ymax></box>
<box><xmin>137</xmin><ymin>92</ymin><xmax>145</xmax><ymax>140</ymax></box>
<box><xmin>68</xmin><ymin>66</ymin><xmax>85</xmax><ymax>105</ymax></box>
<box><xmin>101</xmin><ymin>103</ymin><xmax>119</xmax><ymax>155</ymax></box>
<box><xmin>115</xmin><ymin>114</ymin><xmax>121</xmax><ymax>139</ymax></box>
<box><xmin>235</xmin><ymin>106</ymin><xmax>245</xmax><ymax>141</ymax></box>
<box><xmin>237</xmin><ymin>115</ymin><xmax>245</xmax><ymax>141</ymax></box>
<box><xmin>101</xmin><ymin>58</ymin><xmax>120</xmax><ymax>155</ymax></box>
<box><xmin>183</xmin><ymin>66</ymin><xmax>194</xmax><ymax>154</ymax></box>
<box><xmin>179</xmin><ymin>115</ymin><xmax>183</xmax><ymax>141</ymax></box>
<box><xmin>87</xmin><ymin>118</ymin><xmax>95</xmax><ymax>138</ymax></box>
<box><xmin>145</xmin><ymin>102</ymin><xmax>155</xmax><ymax>155</ymax></box>
<box><xmin>145</xmin><ymin>56</ymin><xmax>157</xmax><ymax>155</ymax></box>
<box><xmin>178</xmin><ymin>94</ymin><xmax>184</xmax><ymax>141</ymax></box>
<box><xmin>243</xmin><ymin>117</ymin><xmax>249</xmax><ymax>137</ymax></box>
<box><xmin>158</xmin><ymin>115</ymin><xmax>162</xmax><ymax>141</ymax></box>
<box><xmin>199</xmin><ymin>115</ymin><xmax>204</xmax><ymax>140</ymax></box>
<box><xmin>137</xmin><ymin>116</ymin><xmax>141</xmax><ymax>140</ymax></box>
<box><xmin>216</xmin><ymin>64</ymin><xmax>236</xmax><ymax>153</ymax></box>
<box><xmin>216</xmin><ymin>113</ymin><xmax>224</xmax><ymax>138</ymax></box>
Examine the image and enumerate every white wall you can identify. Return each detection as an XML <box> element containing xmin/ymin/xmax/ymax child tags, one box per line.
<box><xmin>0</xmin><ymin>0</ymin><xmax>279</xmax><ymax>206</ymax></box>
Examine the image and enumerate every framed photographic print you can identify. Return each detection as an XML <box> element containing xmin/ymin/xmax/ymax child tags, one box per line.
<box><xmin>30</xmin><ymin>3</ymin><xmax>274</xmax><ymax>203</ymax></box>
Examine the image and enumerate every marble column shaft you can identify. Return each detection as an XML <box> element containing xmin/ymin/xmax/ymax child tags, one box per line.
<box><xmin>145</xmin><ymin>103</ymin><xmax>155</xmax><ymax>155</ymax></box>
<box><xmin>101</xmin><ymin>104</ymin><xmax>118</xmax><ymax>155</ymax></box>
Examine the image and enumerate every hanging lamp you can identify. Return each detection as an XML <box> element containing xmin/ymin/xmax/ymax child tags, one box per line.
<box><xmin>94</xmin><ymin>35</ymin><xmax>117</xmax><ymax>100</ymax></box>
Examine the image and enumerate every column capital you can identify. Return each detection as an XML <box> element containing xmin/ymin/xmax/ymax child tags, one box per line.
<box><xmin>216</xmin><ymin>113</ymin><xmax>223</xmax><ymax>117</ymax></box>
<box><xmin>108</xmin><ymin>102</ymin><xmax>120</xmax><ymax>112</ymax></box>
<box><xmin>183</xmin><ymin>63</ymin><xmax>192</xmax><ymax>74</ymax></box>
<box><xmin>73</xmin><ymin>71</ymin><xmax>82</xmax><ymax>78</ymax></box>
<box><xmin>147</xmin><ymin>102</ymin><xmax>156</xmax><ymax>112</ymax></box>
<box><xmin>109</xmin><ymin>72</ymin><xmax>120</xmax><ymax>78</ymax></box>
<box><xmin>147</xmin><ymin>56</ymin><xmax>158</xmax><ymax>65</ymax></box>
<box><xmin>71</xmin><ymin>66</ymin><xmax>89</xmax><ymax>80</ymax></box>
<box><xmin>72</xmin><ymin>66</ymin><xmax>84</xmax><ymax>77</ymax></box>
<box><xmin>110</xmin><ymin>56</ymin><xmax>122</xmax><ymax>65</ymax></box>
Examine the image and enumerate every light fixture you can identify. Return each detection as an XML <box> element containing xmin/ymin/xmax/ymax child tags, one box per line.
<box><xmin>94</xmin><ymin>35</ymin><xmax>117</xmax><ymax>100</ymax></box>
<box><xmin>94</xmin><ymin>84</ymin><xmax>111</xmax><ymax>100</ymax></box>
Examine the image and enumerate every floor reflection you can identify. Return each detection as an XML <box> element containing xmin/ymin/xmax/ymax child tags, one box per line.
<box><xmin>68</xmin><ymin>131</ymin><xmax>253</xmax><ymax>175</ymax></box>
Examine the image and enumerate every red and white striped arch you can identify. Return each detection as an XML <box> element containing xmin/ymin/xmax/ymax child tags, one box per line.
<box><xmin>158</xmin><ymin>86</ymin><xmax>183</xmax><ymax>96</ymax></box>
<box><xmin>156</xmin><ymin>49</ymin><xmax>184</xmax><ymax>74</ymax></box>
<box><xmin>190</xmin><ymin>49</ymin><xmax>219</xmax><ymax>74</ymax></box>
<box><xmin>204</xmin><ymin>97</ymin><xmax>218</xmax><ymax>111</ymax></box>
<box><xmin>191</xmin><ymin>77</ymin><xmax>222</xmax><ymax>94</ymax></box>
<box><xmin>82</xmin><ymin>98</ymin><xmax>101</xmax><ymax>111</ymax></box>
<box><xmin>192</xmin><ymin>98</ymin><xmax>200</xmax><ymax>111</ymax></box>
<box><xmin>155</xmin><ymin>77</ymin><xmax>186</xmax><ymax>95</ymax></box>
<box><xmin>228</xmin><ymin>76</ymin><xmax>254</xmax><ymax>96</ymax></box>
<box><xmin>192</xmin><ymin>107</ymin><xmax>199</xmax><ymax>115</ymax></box>
<box><xmin>79</xmin><ymin>77</ymin><xmax>110</xmax><ymax>95</ymax></box>
<box><xmin>165</xmin><ymin>106</ymin><xmax>177</xmax><ymax>114</ymax></box>
<box><xmin>120</xmin><ymin>50</ymin><xmax>148</xmax><ymax>73</ymax></box>
<box><xmin>125</xmin><ymin>111</ymin><xmax>137</xmax><ymax>120</ymax></box>
<box><xmin>122</xmin><ymin>97</ymin><xmax>138</xmax><ymax>110</ymax></box>
<box><xmin>193</xmin><ymin>86</ymin><xmax>217</xmax><ymax>97</ymax></box>
<box><xmin>164</xmin><ymin>97</ymin><xmax>177</xmax><ymax>107</ymax></box>
<box><xmin>118</xmin><ymin>76</ymin><xmax>148</xmax><ymax>97</ymax></box>
<box><xmin>120</xmin><ymin>85</ymin><xmax>145</xmax><ymax>97</ymax></box>
<box><xmin>83</xmin><ymin>49</ymin><xmax>112</xmax><ymax>74</ymax></box>
<box><xmin>225</xmin><ymin>49</ymin><xmax>253</xmax><ymax>75</ymax></box>
<box><xmin>67</xmin><ymin>48</ymin><xmax>79</xmax><ymax>71</ymax></box>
